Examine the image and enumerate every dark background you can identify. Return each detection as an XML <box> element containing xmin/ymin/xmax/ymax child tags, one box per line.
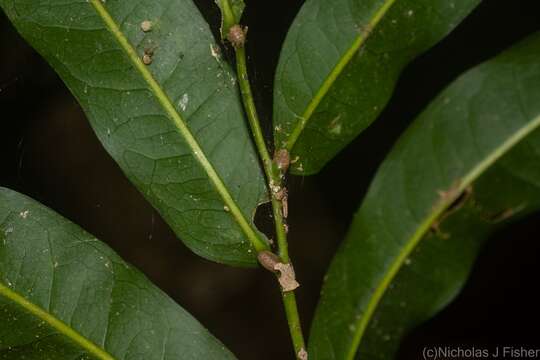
<box><xmin>1</xmin><ymin>1</ymin><xmax>540</xmax><ymax>359</ymax></box>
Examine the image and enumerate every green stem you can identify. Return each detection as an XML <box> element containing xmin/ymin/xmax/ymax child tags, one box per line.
<box><xmin>235</xmin><ymin>47</ymin><xmax>274</xmax><ymax>175</ymax></box>
<box><xmin>233</xmin><ymin>27</ymin><xmax>306</xmax><ymax>359</ymax></box>
<box><xmin>236</xmin><ymin>46</ymin><xmax>290</xmax><ymax>259</ymax></box>
<box><xmin>282</xmin><ymin>291</ymin><xmax>305</xmax><ymax>356</ymax></box>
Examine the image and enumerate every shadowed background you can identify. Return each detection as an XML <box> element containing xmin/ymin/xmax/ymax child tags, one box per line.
<box><xmin>1</xmin><ymin>0</ymin><xmax>539</xmax><ymax>359</ymax></box>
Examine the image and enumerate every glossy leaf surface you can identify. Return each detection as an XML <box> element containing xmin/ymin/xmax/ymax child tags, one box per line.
<box><xmin>0</xmin><ymin>0</ymin><xmax>269</xmax><ymax>267</ymax></box>
<box><xmin>0</xmin><ymin>187</ymin><xmax>236</xmax><ymax>359</ymax></box>
<box><xmin>273</xmin><ymin>0</ymin><xmax>480</xmax><ymax>175</ymax></box>
<box><xmin>310</xmin><ymin>33</ymin><xmax>540</xmax><ymax>360</ymax></box>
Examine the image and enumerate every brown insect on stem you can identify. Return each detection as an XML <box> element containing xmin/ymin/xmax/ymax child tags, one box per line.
<box><xmin>298</xmin><ymin>348</ymin><xmax>308</xmax><ymax>360</ymax></box>
<box><xmin>227</xmin><ymin>25</ymin><xmax>248</xmax><ymax>48</ymax></box>
<box><xmin>257</xmin><ymin>251</ymin><xmax>280</xmax><ymax>272</ymax></box>
<box><xmin>257</xmin><ymin>252</ymin><xmax>300</xmax><ymax>292</ymax></box>
<box><xmin>274</xmin><ymin>262</ymin><xmax>300</xmax><ymax>292</ymax></box>
<box><xmin>274</xmin><ymin>148</ymin><xmax>290</xmax><ymax>173</ymax></box>
<box><xmin>273</xmin><ymin>187</ymin><xmax>287</xmax><ymax>201</ymax></box>
<box><xmin>271</xmin><ymin>185</ymin><xmax>289</xmax><ymax>219</ymax></box>
<box><xmin>282</xmin><ymin>194</ymin><xmax>289</xmax><ymax>219</ymax></box>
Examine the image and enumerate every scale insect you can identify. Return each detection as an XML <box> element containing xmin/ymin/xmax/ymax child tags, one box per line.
<box><xmin>227</xmin><ymin>24</ymin><xmax>248</xmax><ymax>48</ymax></box>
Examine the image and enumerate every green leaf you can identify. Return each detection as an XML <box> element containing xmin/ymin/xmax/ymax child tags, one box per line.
<box><xmin>215</xmin><ymin>0</ymin><xmax>245</xmax><ymax>39</ymax></box>
<box><xmin>309</xmin><ymin>32</ymin><xmax>540</xmax><ymax>360</ymax></box>
<box><xmin>0</xmin><ymin>187</ymin><xmax>236</xmax><ymax>359</ymax></box>
<box><xmin>0</xmin><ymin>0</ymin><xmax>269</xmax><ymax>266</ymax></box>
<box><xmin>273</xmin><ymin>0</ymin><xmax>481</xmax><ymax>175</ymax></box>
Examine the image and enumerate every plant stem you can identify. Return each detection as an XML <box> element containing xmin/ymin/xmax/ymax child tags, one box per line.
<box><xmin>235</xmin><ymin>47</ymin><xmax>274</xmax><ymax>176</ymax></box>
<box><xmin>234</xmin><ymin>33</ymin><xmax>307</xmax><ymax>359</ymax></box>
<box><xmin>235</xmin><ymin>46</ymin><xmax>290</xmax><ymax>258</ymax></box>
<box><xmin>282</xmin><ymin>291</ymin><xmax>305</xmax><ymax>356</ymax></box>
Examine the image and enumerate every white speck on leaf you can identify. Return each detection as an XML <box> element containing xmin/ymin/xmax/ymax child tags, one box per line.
<box><xmin>328</xmin><ymin>116</ymin><xmax>343</xmax><ymax>136</ymax></box>
<box><xmin>407</xmin><ymin>9</ymin><xmax>414</xmax><ymax>16</ymax></box>
<box><xmin>210</xmin><ymin>44</ymin><xmax>221</xmax><ymax>61</ymax></box>
<box><xmin>140</xmin><ymin>20</ymin><xmax>153</xmax><ymax>32</ymax></box>
<box><xmin>19</xmin><ymin>210</ymin><xmax>29</xmax><ymax>219</ymax></box>
<box><xmin>179</xmin><ymin>93</ymin><xmax>189</xmax><ymax>112</ymax></box>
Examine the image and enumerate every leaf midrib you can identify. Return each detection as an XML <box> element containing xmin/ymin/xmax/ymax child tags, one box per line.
<box><xmin>285</xmin><ymin>0</ymin><xmax>398</xmax><ymax>152</ymax></box>
<box><xmin>0</xmin><ymin>281</ymin><xmax>115</xmax><ymax>359</ymax></box>
<box><xmin>346</xmin><ymin>113</ymin><xmax>540</xmax><ymax>360</ymax></box>
<box><xmin>88</xmin><ymin>0</ymin><xmax>267</xmax><ymax>253</ymax></box>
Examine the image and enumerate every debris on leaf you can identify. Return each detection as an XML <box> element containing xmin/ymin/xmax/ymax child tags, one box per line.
<box><xmin>142</xmin><ymin>46</ymin><xmax>156</xmax><ymax>65</ymax></box>
<box><xmin>142</xmin><ymin>47</ymin><xmax>155</xmax><ymax>65</ymax></box>
<box><xmin>210</xmin><ymin>44</ymin><xmax>221</xmax><ymax>61</ymax></box>
<box><xmin>483</xmin><ymin>203</ymin><xmax>526</xmax><ymax>223</ymax></box>
<box><xmin>430</xmin><ymin>185</ymin><xmax>473</xmax><ymax>238</ymax></box>
<box><xmin>298</xmin><ymin>348</ymin><xmax>308</xmax><ymax>360</ymax></box>
<box><xmin>140</xmin><ymin>20</ymin><xmax>153</xmax><ymax>32</ymax></box>
<box><xmin>434</xmin><ymin>180</ymin><xmax>464</xmax><ymax>210</ymax></box>
<box><xmin>443</xmin><ymin>185</ymin><xmax>473</xmax><ymax>215</ymax></box>
<box><xmin>429</xmin><ymin>221</ymin><xmax>450</xmax><ymax>239</ymax></box>
<box><xmin>142</xmin><ymin>53</ymin><xmax>152</xmax><ymax>65</ymax></box>
<box><xmin>328</xmin><ymin>115</ymin><xmax>343</xmax><ymax>136</ymax></box>
<box><xmin>179</xmin><ymin>93</ymin><xmax>189</xmax><ymax>112</ymax></box>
